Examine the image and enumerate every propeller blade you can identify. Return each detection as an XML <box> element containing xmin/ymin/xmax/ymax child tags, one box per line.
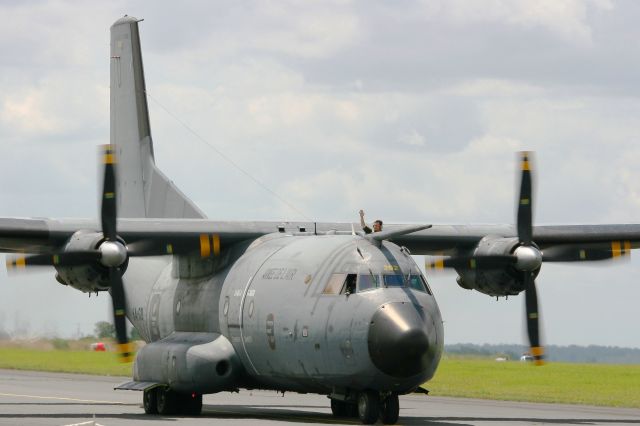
<box><xmin>6</xmin><ymin>251</ymin><xmax>101</xmax><ymax>271</ymax></box>
<box><xmin>109</xmin><ymin>267</ymin><xmax>134</xmax><ymax>363</ymax></box>
<box><xmin>426</xmin><ymin>255</ymin><xmax>516</xmax><ymax>271</ymax></box>
<box><xmin>101</xmin><ymin>145</ymin><xmax>117</xmax><ymax>242</ymax></box>
<box><xmin>523</xmin><ymin>271</ymin><xmax>544</xmax><ymax>366</ymax></box>
<box><xmin>517</xmin><ymin>151</ymin><xmax>533</xmax><ymax>246</ymax></box>
<box><xmin>543</xmin><ymin>241</ymin><xmax>631</xmax><ymax>262</ymax></box>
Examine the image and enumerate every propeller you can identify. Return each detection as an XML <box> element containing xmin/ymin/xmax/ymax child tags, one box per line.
<box><xmin>6</xmin><ymin>146</ymin><xmax>132</xmax><ymax>360</ymax></box>
<box><xmin>6</xmin><ymin>146</ymin><xmax>227</xmax><ymax>361</ymax></box>
<box><xmin>515</xmin><ymin>152</ymin><xmax>544</xmax><ymax>365</ymax></box>
<box><xmin>424</xmin><ymin>153</ymin><xmax>544</xmax><ymax>363</ymax></box>
<box><xmin>426</xmin><ymin>153</ymin><xmax>545</xmax><ymax>363</ymax></box>
<box><xmin>6</xmin><ymin>146</ymin><xmax>197</xmax><ymax>361</ymax></box>
<box><xmin>99</xmin><ymin>145</ymin><xmax>133</xmax><ymax>362</ymax></box>
<box><xmin>426</xmin><ymin>152</ymin><xmax>632</xmax><ymax>364</ymax></box>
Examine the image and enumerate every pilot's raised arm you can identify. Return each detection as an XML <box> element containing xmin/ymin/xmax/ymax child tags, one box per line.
<box><xmin>359</xmin><ymin>209</ymin><xmax>371</xmax><ymax>234</ymax></box>
<box><xmin>359</xmin><ymin>210</ymin><xmax>383</xmax><ymax>234</ymax></box>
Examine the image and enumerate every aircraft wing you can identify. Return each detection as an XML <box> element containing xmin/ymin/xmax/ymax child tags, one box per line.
<box><xmin>2</xmin><ymin>217</ymin><xmax>640</xmax><ymax>257</ymax></box>
<box><xmin>389</xmin><ymin>223</ymin><xmax>640</xmax><ymax>255</ymax></box>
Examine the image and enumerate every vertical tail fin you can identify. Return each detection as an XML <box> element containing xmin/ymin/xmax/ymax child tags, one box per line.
<box><xmin>110</xmin><ymin>16</ymin><xmax>205</xmax><ymax>219</ymax></box>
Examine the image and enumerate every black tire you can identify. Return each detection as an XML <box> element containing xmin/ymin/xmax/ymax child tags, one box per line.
<box><xmin>346</xmin><ymin>402</ymin><xmax>358</xmax><ymax>418</ymax></box>
<box><xmin>330</xmin><ymin>399</ymin><xmax>347</xmax><ymax>417</ymax></box>
<box><xmin>357</xmin><ymin>391</ymin><xmax>380</xmax><ymax>424</ymax></box>
<box><xmin>180</xmin><ymin>393</ymin><xmax>203</xmax><ymax>416</ymax></box>
<box><xmin>142</xmin><ymin>388</ymin><xmax>158</xmax><ymax>415</ymax></box>
<box><xmin>380</xmin><ymin>393</ymin><xmax>400</xmax><ymax>424</ymax></box>
<box><xmin>156</xmin><ymin>387</ymin><xmax>177</xmax><ymax>415</ymax></box>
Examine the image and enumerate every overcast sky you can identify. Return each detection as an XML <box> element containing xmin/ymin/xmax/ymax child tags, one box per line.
<box><xmin>0</xmin><ymin>0</ymin><xmax>639</xmax><ymax>349</ymax></box>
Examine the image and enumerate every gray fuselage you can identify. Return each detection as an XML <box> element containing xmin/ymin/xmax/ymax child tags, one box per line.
<box><xmin>125</xmin><ymin>233</ymin><xmax>444</xmax><ymax>395</ymax></box>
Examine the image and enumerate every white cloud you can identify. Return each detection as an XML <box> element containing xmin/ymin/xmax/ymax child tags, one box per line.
<box><xmin>252</xmin><ymin>1</ymin><xmax>363</xmax><ymax>58</ymax></box>
<box><xmin>398</xmin><ymin>129</ymin><xmax>426</xmax><ymax>146</ymax></box>
<box><xmin>0</xmin><ymin>77</ymin><xmax>108</xmax><ymax>140</ymax></box>
<box><xmin>445</xmin><ymin>79</ymin><xmax>545</xmax><ymax>98</ymax></box>
<box><xmin>419</xmin><ymin>0</ymin><xmax>614</xmax><ymax>45</ymax></box>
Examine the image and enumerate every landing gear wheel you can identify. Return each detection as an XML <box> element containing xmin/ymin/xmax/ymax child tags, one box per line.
<box><xmin>143</xmin><ymin>388</ymin><xmax>158</xmax><ymax>414</ymax></box>
<box><xmin>330</xmin><ymin>399</ymin><xmax>347</xmax><ymax>417</ymax></box>
<box><xmin>180</xmin><ymin>393</ymin><xmax>203</xmax><ymax>415</ymax></box>
<box><xmin>380</xmin><ymin>393</ymin><xmax>400</xmax><ymax>424</ymax></box>
<box><xmin>357</xmin><ymin>391</ymin><xmax>380</xmax><ymax>424</ymax></box>
<box><xmin>346</xmin><ymin>402</ymin><xmax>358</xmax><ymax>417</ymax></box>
<box><xmin>156</xmin><ymin>387</ymin><xmax>177</xmax><ymax>415</ymax></box>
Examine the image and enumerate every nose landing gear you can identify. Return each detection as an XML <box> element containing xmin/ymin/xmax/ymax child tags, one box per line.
<box><xmin>380</xmin><ymin>393</ymin><xmax>400</xmax><ymax>424</ymax></box>
<box><xmin>357</xmin><ymin>390</ymin><xmax>380</xmax><ymax>424</ymax></box>
<box><xmin>330</xmin><ymin>391</ymin><xmax>400</xmax><ymax>425</ymax></box>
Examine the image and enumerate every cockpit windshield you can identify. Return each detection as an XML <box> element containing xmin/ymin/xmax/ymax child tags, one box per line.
<box><xmin>322</xmin><ymin>271</ymin><xmax>433</xmax><ymax>295</ymax></box>
<box><xmin>382</xmin><ymin>274</ymin><xmax>404</xmax><ymax>287</ymax></box>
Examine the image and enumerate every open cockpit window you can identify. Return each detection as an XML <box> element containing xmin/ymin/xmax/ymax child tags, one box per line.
<box><xmin>344</xmin><ymin>274</ymin><xmax>357</xmax><ymax>294</ymax></box>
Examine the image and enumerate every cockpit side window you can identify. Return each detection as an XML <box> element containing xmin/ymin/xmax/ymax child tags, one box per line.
<box><xmin>358</xmin><ymin>273</ymin><xmax>379</xmax><ymax>292</ymax></box>
<box><xmin>322</xmin><ymin>273</ymin><xmax>358</xmax><ymax>295</ymax></box>
<box><xmin>408</xmin><ymin>274</ymin><xmax>432</xmax><ymax>295</ymax></box>
<box><xmin>422</xmin><ymin>275</ymin><xmax>433</xmax><ymax>295</ymax></box>
<box><xmin>323</xmin><ymin>273</ymin><xmax>347</xmax><ymax>295</ymax></box>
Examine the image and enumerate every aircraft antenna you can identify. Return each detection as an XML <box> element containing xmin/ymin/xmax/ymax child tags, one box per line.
<box><xmin>145</xmin><ymin>91</ymin><xmax>312</xmax><ymax>221</ymax></box>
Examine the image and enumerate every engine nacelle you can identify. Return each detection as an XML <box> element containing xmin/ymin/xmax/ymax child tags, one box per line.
<box><xmin>54</xmin><ymin>230</ymin><xmax>119</xmax><ymax>292</ymax></box>
<box><xmin>455</xmin><ymin>236</ymin><xmax>538</xmax><ymax>297</ymax></box>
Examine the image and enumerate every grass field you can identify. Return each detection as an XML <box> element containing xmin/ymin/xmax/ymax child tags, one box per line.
<box><xmin>428</xmin><ymin>356</ymin><xmax>640</xmax><ymax>408</ymax></box>
<box><xmin>0</xmin><ymin>347</ymin><xmax>638</xmax><ymax>408</ymax></box>
<box><xmin>0</xmin><ymin>347</ymin><xmax>132</xmax><ymax>376</ymax></box>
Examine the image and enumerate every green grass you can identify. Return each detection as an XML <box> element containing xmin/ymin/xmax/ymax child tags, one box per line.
<box><xmin>428</xmin><ymin>357</ymin><xmax>640</xmax><ymax>408</ymax></box>
<box><xmin>0</xmin><ymin>348</ymin><xmax>132</xmax><ymax>376</ymax></box>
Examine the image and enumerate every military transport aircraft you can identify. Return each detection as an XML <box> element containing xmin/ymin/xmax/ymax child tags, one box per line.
<box><xmin>1</xmin><ymin>15</ymin><xmax>639</xmax><ymax>425</ymax></box>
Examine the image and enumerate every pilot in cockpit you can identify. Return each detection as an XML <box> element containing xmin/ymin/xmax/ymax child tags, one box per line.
<box><xmin>359</xmin><ymin>209</ymin><xmax>383</xmax><ymax>234</ymax></box>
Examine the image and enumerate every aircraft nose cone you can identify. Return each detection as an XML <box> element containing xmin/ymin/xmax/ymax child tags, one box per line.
<box><xmin>368</xmin><ymin>302</ymin><xmax>432</xmax><ymax>378</ymax></box>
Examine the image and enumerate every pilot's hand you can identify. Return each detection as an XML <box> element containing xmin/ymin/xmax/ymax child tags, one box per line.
<box><xmin>359</xmin><ymin>209</ymin><xmax>365</xmax><ymax>217</ymax></box>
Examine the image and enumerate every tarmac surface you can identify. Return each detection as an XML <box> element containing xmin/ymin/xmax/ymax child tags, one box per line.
<box><xmin>0</xmin><ymin>369</ymin><xmax>639</xmax><ymax>425</ymax></box>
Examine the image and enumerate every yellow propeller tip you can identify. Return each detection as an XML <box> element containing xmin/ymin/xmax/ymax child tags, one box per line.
<box><xmin>115</xmin><ymin>342</ymin><xmax>135</xmax><ymax>363</ymax></box>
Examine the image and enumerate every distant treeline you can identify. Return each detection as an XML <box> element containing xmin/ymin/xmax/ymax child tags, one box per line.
<box><xmin>445</xmin><ymin>343</ymin><xmax>640</xmax><ymax>364</ymax></box>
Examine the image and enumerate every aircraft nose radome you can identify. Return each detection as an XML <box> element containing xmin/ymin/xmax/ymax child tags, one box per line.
<box><xmin>368</xmin><ymin>302</ymin><xmax>431</xmax><ymax>378</ymax></box>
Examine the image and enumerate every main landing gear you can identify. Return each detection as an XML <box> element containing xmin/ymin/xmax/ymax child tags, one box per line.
<box><xmin>330</xmin><ymin>391</ymin><xmax>400</xmax><ymax>425</ymax></box>
<box><xmin>143</xmin><ymin>387</ymin><xmax>203</xmax><ymax>416</ymax></box>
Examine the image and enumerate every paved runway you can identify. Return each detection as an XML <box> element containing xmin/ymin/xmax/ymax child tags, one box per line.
<box><xmin>0</xmin><ymin>369</ymin><xmax>638</xmax><ymax>425</ymax></box>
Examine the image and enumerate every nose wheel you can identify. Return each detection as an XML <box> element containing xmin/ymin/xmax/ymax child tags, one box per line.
<box><xmin>357</xmin><ymin>391</ymin><xmax>380</xmax><ymax>424</ymax></box>
<box><xmin>380</xmin><ymin>393</ymin><xmax>400</xmax><ymax>424</ymax></box>
<box><xmin>330</xmin><ymin>391</ymin><xmax>400</xmax><ymax>424</ymax></box>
